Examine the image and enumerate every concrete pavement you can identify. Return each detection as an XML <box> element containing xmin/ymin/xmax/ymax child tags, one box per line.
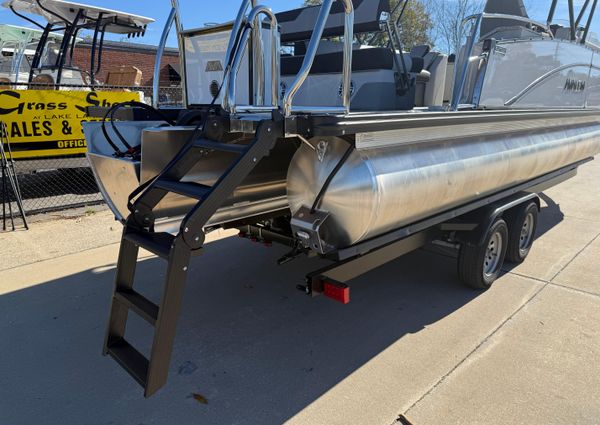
<box><xmin>0</xmin><ymin>160</ymin><xmax>599</xmax><ymax>425</ymax></box>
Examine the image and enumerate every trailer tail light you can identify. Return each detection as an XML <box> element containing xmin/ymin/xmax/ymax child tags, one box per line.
<box><xmin>323</xmin><ymin>280</ymin><xmax>350</xmax><ymax>304</ymax></box>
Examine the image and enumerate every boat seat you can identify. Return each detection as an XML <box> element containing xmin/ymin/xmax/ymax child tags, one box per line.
<box><xmin>480</xmin><ymin>0</ymin><xmax>530</xmax><ymax>38</ymax></box>
<box><xmin>410</xmin><ymin>44</ymin><xmax>431</xmax><ymax>59</ymax></box>
<box><xmin>415</xmin><ymin>52</ymin><xmax>448</xmax><ymax>107</ymax></box>
<box><xmin>276</xmin><ymin>0</ymin><xmax>390</xmax><ymax>43</ymax></box>
<box><xmin>443</xmin><ymin>54</ymin><xmax>456</xmax><ymax>104</ymax></box>
<box><xmin>410</xmin><ymin>45</ymin><xmax>432</xmax><ymax>84</ymax></box>
<box><xmin>281</xmin><ymin>47</ymin><xmax>395</xmax><ymax>76</ymax></box>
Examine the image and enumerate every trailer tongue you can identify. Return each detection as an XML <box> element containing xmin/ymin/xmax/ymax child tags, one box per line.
<box><xmin>85</xmin><ymin>0</ymin><xmax>600</xmax><ymax>396</ymax></box>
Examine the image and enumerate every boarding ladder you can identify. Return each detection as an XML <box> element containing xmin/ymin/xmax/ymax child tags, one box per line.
<box><xmin>104</xmin><ymin>0</ymin><xmax>354</xmax><ymax>397</ymax></box>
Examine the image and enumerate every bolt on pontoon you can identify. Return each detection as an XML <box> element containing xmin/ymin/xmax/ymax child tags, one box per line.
<box><xmin>84</xmin><ymin>0</ymin><xmax>600</xmax><ymax>396</ymax></box>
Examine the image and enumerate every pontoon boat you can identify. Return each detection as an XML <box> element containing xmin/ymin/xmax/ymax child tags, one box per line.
<box><xmin>84</xmin><ymin>0</ymin><xmax>600</xmax><ymax>396</ymax></box>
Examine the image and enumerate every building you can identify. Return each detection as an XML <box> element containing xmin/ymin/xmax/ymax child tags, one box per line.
<box><xmin>72</xmin><ymin>39</ymin><xmax>181</xmax><ymax>88</ymax></box>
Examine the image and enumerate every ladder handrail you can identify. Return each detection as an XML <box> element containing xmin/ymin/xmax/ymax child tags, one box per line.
<box><xmin>225</xmin><ymin>5</ymin><xmax>280</xmax><ymax>114</ymax></box>
<box><xmin>153</xmin><ymin>0</ymin><xmax>186</xmax><ymax>108</ymax></box>
<box><xmin>282</xmin><ymin>0</ymin><xmax>354</xmax><ymax>117</ymax></box>
<box><xmin>153</xmin><ymin>7</ymin><xmax>176</xmax><ymax>109</ymax></box>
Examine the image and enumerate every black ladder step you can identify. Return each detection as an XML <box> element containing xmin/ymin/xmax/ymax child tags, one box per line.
<box><xmin>114</xmin><ymin>289</ymin><xmax>159</xmax><ymax>325</ymax></box>
<box><xmin>155</xmin><ymin>179</ymin><xmax>211</xmax><ymax>200</ymax></box>
<box><xmin>193</xmin><ymin>139</ymin><xmax>248</xmax><ymax>154</ymax></box>
<box><xmin>124</xmin><ymin>230</ymin><xmax>175</xmax><ymax>259</ymax></box>
<box><xmin>106</xmin><ymin>338</ymin><xmax>149</xmax><ymax>388</ymax></box>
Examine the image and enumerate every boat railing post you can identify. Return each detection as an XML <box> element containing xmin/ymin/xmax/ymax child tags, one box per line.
<box><xmin>226</xmin><ymin>5</ymin><xmax>280</xmax><ymax>114</ymax></box>
<box><xmin>153</xmin><ymin>7</ymin><xmax>177</xmax><ymax>109</ymax></box>
<box><xmin>451</xmin><ymin>13</ymin><xmax>482</xmax><ymax>111</ymax></box>
<box><xmin>283</xmin><ymin>0</ymin><xmax>354</xmax><ymax>117</ymax></box>
<box><xmin>170</xmin><ymin>0</ymin><xmax>187</xmax><ymax>107</ymax></box>
<box><xmin>222</xmin><ymin>0</ymin><xmax>255</xmax><ymax>111</ymax></box>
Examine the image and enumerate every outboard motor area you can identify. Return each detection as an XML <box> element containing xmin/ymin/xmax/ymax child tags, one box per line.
<box><xmin>84</xmin><ymin>0</ymin><xmax>600</xmax><ymax>398</ymax></box>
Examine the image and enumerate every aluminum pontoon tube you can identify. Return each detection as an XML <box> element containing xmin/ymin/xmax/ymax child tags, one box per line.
<box><xmin>287</xmin><ymin>117</ymin><xmax>600</xmax><ymax>250</ymax></box>
<box><xmin>85</xmin><ymin>123</ymin><xmax>296</xmax><ymax>227</ymax></box>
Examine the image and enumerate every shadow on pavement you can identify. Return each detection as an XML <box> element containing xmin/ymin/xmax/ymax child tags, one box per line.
<box><xmin>0</xmin><ymin>231</ymin><xmax>483</xmax><ymax>425</ymax></box>
<box><xmin>536</xmin><ymin>193</ymin><xmax>564</xmax><ymax>237</ymax></box>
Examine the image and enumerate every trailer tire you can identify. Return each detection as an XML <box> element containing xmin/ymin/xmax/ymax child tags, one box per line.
<box><xmin>458</xmin><ymin>218</ymin><xmax>509</xmax><ymax>289</ymax></box>
<box><xmin>506</xmin><ymin>202</ymin><xmax>538</xmax><ymax>264</ymax></box>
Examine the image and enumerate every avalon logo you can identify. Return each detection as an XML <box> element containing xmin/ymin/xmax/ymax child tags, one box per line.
<box><xmin>564</xmin><ymin>78</ymin><xmax>586</xmax><ymax>92</ymax></box>
<box><xmin>205</xmin><ymin>60</ymin><xmax>224</xmax><ymax>72</ymax></box>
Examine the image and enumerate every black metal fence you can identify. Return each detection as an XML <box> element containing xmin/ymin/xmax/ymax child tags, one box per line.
<box><xmin>0</xmin><ymin>85</ymin><xmax>183</xmax><ymax>219</ymax></box>
<box><xmin>9</xmin><ymin>155</ymin><xmax>103</xmax><ymax>215</ymax></box>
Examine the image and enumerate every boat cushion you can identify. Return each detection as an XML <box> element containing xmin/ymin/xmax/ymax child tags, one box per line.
<box><xmin>281</xmin><ymin>47</ymin><xmax>395</xmax><ymax>76</ymax></box>
<box><xmin>410</xmin><ymin>44</ymin><xmax>431</xmax><ymax>58</ymax></box>
<box><xmin>277</xmin><ymin>0</ymin><xmax>390</xmax><ymax>43</ymax></box>
<box><xmin>481</xmin><ymin>0</ymin><xmax>529</xmax><ymax>38</ymax></box>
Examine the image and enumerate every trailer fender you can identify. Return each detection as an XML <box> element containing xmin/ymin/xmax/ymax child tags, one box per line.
<box><xmin>455</xmin><ymin>193</ymin><xmax>540</xmax><ymax>246</ymax></box>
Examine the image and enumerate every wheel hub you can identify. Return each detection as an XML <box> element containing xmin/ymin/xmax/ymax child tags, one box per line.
<box><xmin>483</xmin><ymin>231</ymin><xmax>503</xmax><ymax>278</ymax></box>
<box><xmin>519</xmin><ymin>212</ymin><xmax>535</xmax><ymax>255</ymax></box>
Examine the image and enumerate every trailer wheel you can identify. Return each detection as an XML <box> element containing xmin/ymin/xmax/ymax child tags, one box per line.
<box><xmin>458</xmin><ymin>219</ymin><xmax>509</xmax><ymax>289</ymax></box>
<box><xmin>506</xmin><ymin>202</ymin><xmax>538</xmax><ymax>264</ymax></box>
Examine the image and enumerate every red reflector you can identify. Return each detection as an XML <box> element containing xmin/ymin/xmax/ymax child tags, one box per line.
<box><xmin>323</xmin><ymin>281</ymin><xmax>350</xmax><ymax>304</ymax></box>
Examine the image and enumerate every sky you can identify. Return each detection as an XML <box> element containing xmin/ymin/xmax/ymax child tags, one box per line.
<box><xmin>0</xmin><ymin>0</ymin><xmax>598</xmax><ymax>48</ymax></box>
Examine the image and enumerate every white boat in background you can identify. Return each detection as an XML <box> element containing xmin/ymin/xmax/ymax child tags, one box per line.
<box><xmin>0</xmin><ymin>24</ymin><xmax>64</xmax><ymax>85</ymax></box>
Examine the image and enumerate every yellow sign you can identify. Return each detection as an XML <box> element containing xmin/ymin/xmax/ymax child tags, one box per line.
<box><xmin>0</xmin><ymin>89</ymin><xmax>141</xmax><ymax>159</ymax></box>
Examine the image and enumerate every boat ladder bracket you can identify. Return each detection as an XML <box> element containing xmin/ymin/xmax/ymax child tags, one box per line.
<box><xmin>180</xmin><ymin>119</ymin><xmax>283</xmax><ymax>247</ymax></box>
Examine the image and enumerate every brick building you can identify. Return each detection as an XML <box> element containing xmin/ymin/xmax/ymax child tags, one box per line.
<box><xmin>72</xmin><ymin>40</ymin><xmax>181</xmax><ymax>87</ymax></box>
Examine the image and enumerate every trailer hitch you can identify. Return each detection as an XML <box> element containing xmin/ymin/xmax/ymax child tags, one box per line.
<box><xmin>298</xmin><ymin>276</ymin><xmax>350</xmax><ymax>304</ymax></box>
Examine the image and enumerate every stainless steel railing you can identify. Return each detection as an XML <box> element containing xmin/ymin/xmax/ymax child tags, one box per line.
<box><xmin>157</xmin><ymin>0</ymin><xmax>354</xmax><ymax>116</ymax></box>
<box><xmin>451</xmin><ymin>12</ymin><xmax>553</xmax><ymax>111</ymax></box>
<box><xmin>282</xmin><ymin>0</ymin><xmax>354</xmax><ymax>116</ymax></box>
<box><xmin>224</xmin><ymin>5</ymin><xmax>280</xmax><ymax>114</ymax></box>
<box><xmin>153</xmin><ymin>0</ymin><xmax>186</xmax><ymax>108</ymax></box>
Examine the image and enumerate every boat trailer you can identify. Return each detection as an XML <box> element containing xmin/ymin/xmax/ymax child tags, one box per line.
<box><xmin>83</xmin><ymin>0</ymin><xmax>600</xmax><ymax>396</ymax></box>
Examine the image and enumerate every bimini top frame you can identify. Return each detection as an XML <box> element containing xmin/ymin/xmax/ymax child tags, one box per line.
<box><xmin>0</xmin><ymin>23</ymin><xmax>63</xmax><ymax>81</ymax></box>
<box><xmin>3</xmin><ymin>0</ymin><xmax>154</xmax><ymax>87</ymax></box>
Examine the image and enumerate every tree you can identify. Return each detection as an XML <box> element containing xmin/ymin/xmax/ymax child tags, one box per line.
<box><xmin>303</xmin><ymin>0</ymin><xmax>432</xmax><ymax>50</ymax></box>
<box><xmin>424</xmin><ymin>0</ymin><xmax>485</xmax><ymax>54</ymax></box>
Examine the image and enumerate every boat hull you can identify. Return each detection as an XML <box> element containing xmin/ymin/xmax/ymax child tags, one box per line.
<box><xmin>287</xmin><ymin>114</ymin><xmax>600</xmax><ymax>250</ymax></box>
<box><xmin>84</xmin><ymin>122</ymin><xmax>296</xmax><ymax>229</ymax></box>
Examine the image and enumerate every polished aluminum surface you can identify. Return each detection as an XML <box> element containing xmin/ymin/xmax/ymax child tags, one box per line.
<box><xmin>171</xmin><ymin>0</ymin><xmax>187</xmax><ymax>107</ymax></box>
<box><xmin>86</xmin><ymin>122</ymin><xmax>295</xmax><ymax>226</ymax></box>
<box><xmin>84</xmin><ymin>121</ymin><xmax>163</xmax><ymax>222</ymax></box>
<box><xmin>287</xmin><ymin>119</ymin><xmax>600</xmax><ymax>249</ymax></box>
<box><xmin>452</xmin><ymin>13</ymin><xmax>482</xmax><ymax>110</ymax></box>
<box><xmin>153</xmin><ymin>7</ymin><xmax>177</xmax><ymax>108</ymax></box>
<box><xmin>479</xmin><ymin>39</ymin><xmax>600</xmax><ymax>109</ymax></box>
